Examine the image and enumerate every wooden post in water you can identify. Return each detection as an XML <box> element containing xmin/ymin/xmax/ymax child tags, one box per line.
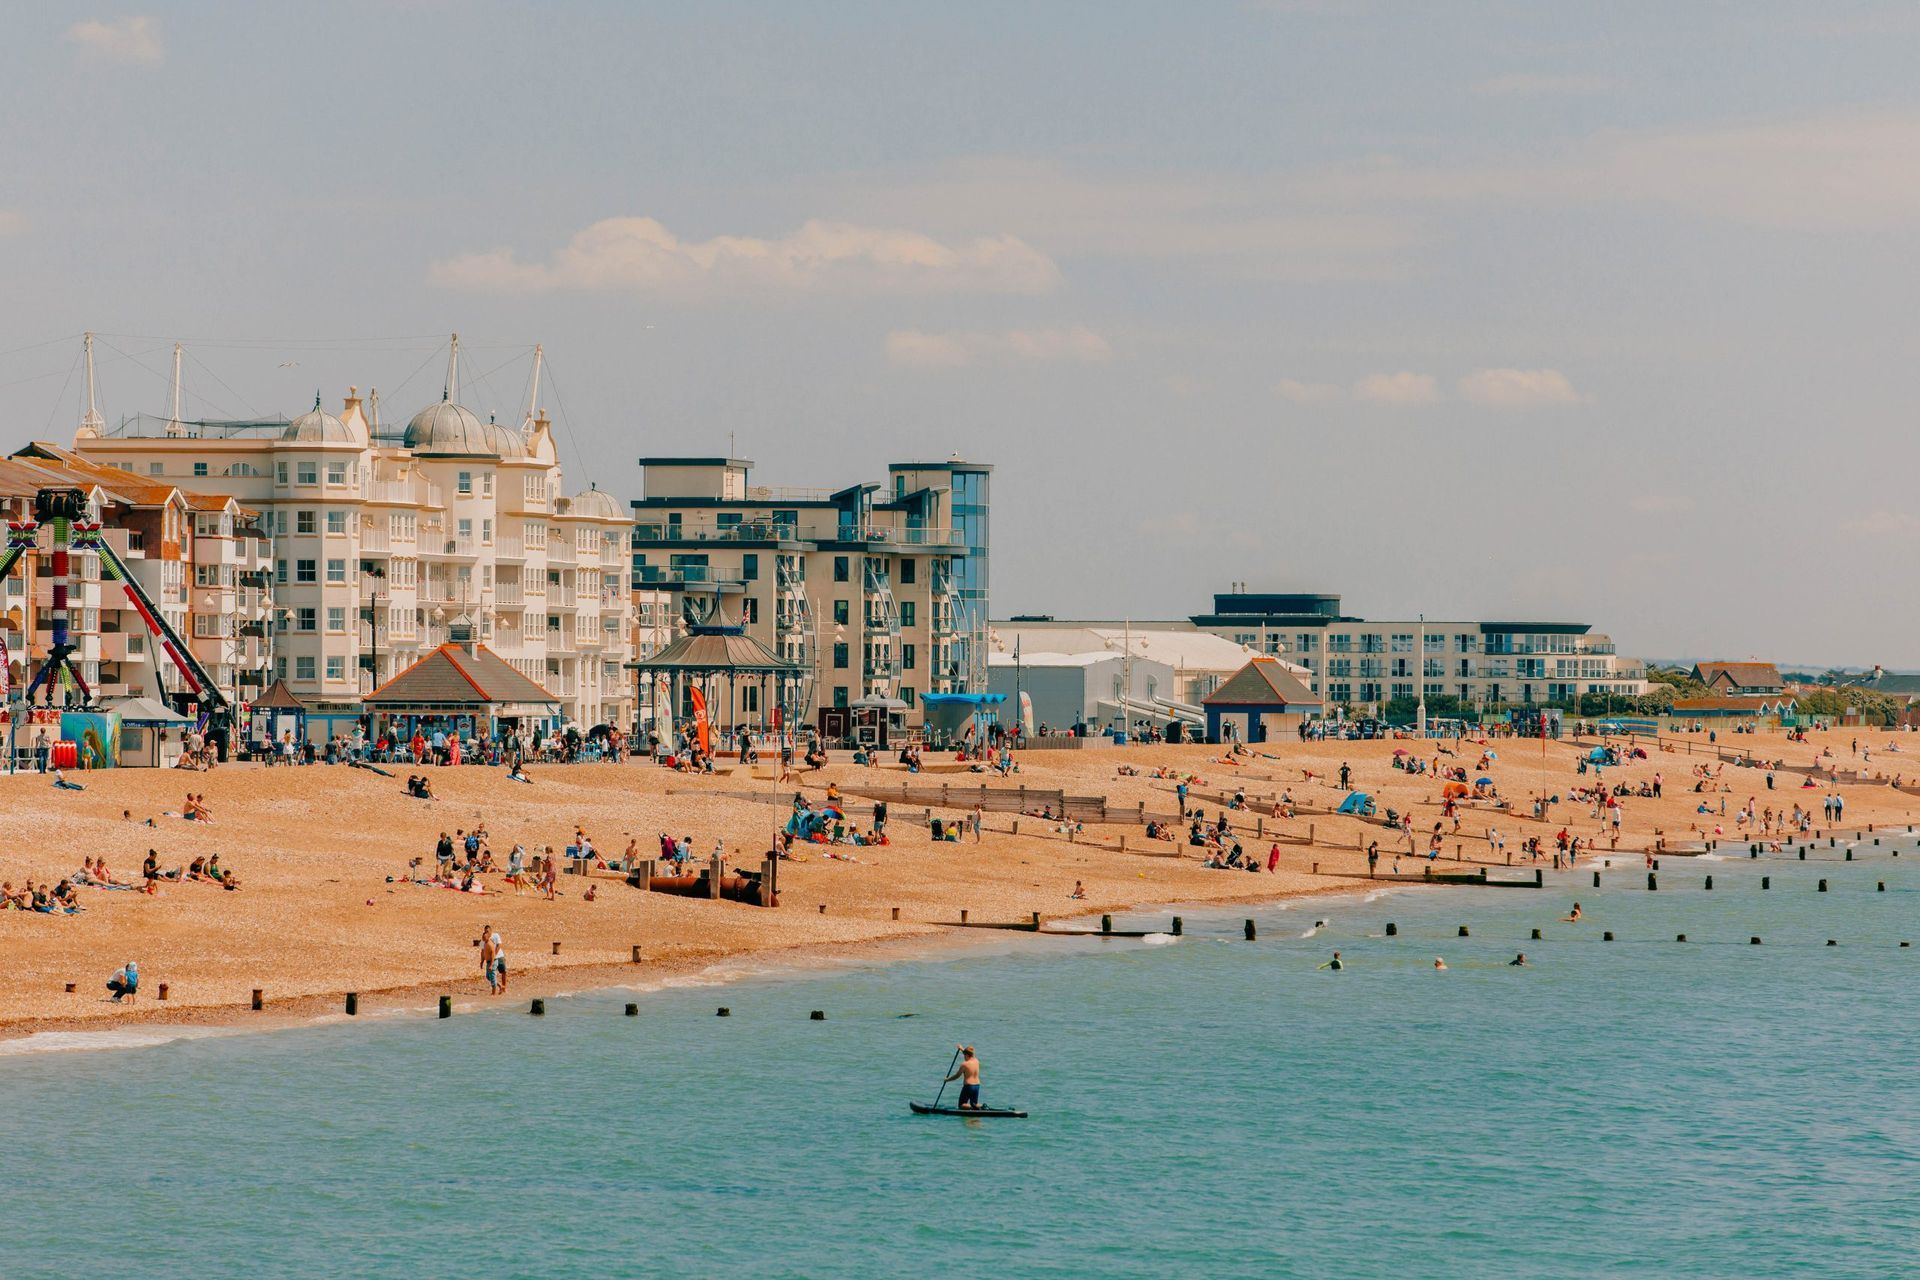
<box><xmin>530</xmin><ymin>999</ymin><xmax>545</xmax><ymax>1016</ymax></box>
<box><xmin>625</xmin><ymin>1003</ymin><xmax>639</xmax><ymax>1016</ymax></box>
<box><xmin>1101</xmin><ymin>914</ymin><xmax>1112</xmax><ymax>935</ymax></box>
<box><xmin>1172</xmin><ymin>917</ymin><xmax>1183</xmax><ymax>936</ymax></box>
<box><xmin>345</xmin><ymin>993</ymin><xmax>358</xmax><ymax>1016</ymax></box>
<box><xmin>1244</xmin><ymin>919</ymin><xmax>1257</xmax><ymax>941</ymax></box>
<box><xmin>439</xmin><ymin>995</ymin><xmax>452</xmax><ymax>1018</ymax></box>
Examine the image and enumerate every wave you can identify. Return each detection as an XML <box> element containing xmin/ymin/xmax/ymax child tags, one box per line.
<box><xmin>0</xmin><ymin>1025</ymin><xmax>245</xmax><ymax>1056</ymax></box>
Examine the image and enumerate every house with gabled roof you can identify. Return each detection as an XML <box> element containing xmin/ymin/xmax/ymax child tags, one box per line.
<box><xmin>1690</xmin><ymin>661</ymin><xmax>1785</xmax><ymax>696</ymax></box>
<box><xmin>1202</xmin><ymin>656</ymin><xmax>1323</xmax><ymax>743</ymax></box>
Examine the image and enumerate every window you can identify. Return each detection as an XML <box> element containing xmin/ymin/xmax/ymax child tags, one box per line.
<box><xmin>296</xmin><ymin>655</ymin><xmax>316</xmax><ymax>681</ymax></box>
<box><xmin>482</xmin><ymin>474</ymin><xmax>493</xmax><ymax>497</ymax></box>
<box><xmin>276</xmin><ymin>462</ymin><xmax>289</xmax><ymax>485</ymax></box>
<box><xmin>326</xmin><ymin>511</ymin><xmax>347</xmax><ymax>535</ymax></box>
<box><xmin>326</xmin><ymin>656</ymin><xmax>345</xmax><ymax>681</ymax></box>
<box><xmin>901</xmin><ymin>686</ymin><xmax>915</xmax><ymax>707</ymax></box>
<box><xmin>833</xmin><ymin>643</ymin><xmax>849</xmax><ymax>669</ymax></box>
<box><xmin>482</xmin><ymin>519</ymin><xmax>493</xmax><ymax>545</ymax></box>
<box><xmin>276</xmin><ymin>559</ymin><xmax>288</xmax><ymax>585</ymax></box>
<box><xmin>296</xmin><ymin>559</ymin><xmax>317</xmax><ymax>583</ymax></box>
<box><xmin>741</xmin><ymin>553</ymin><xmax>758</xmax><ymax>581</ymax></box>
<box><xmin>899</xmin><ymin>558</ymin><xmax>915</xmax><ymax>584</ymax></box>
<box><xmin>833</xmin><ymin>556</ymin><xmax>849</xmax><ymax>582</ymax></box>
<box><xmin>832</xmin><ymin>599</ymin><xmax>850</xmax><ymax>625</ymax></box>
<box><xmin>327</xmin><ymin>607</ymin><xmax>346</xmax><ymax>632</ymax></box>
<box><xmin>900</xmin><ymin>601</ymin><xmax>915</xmax><ymax>627</ymax></box>
<box><xmin>457</xmin><ymin>471</ymin><xmax>473</xmax><ymax>496</ymax></box>
<box><xmin>741</xmin><ymin>597</ymin><xmax>758</xmax><ymax>624</ymax></box>
<box><xmin>296</xmin><ymin>607</ymin><xmax>316</xmax><ymax>632</ymax></box>
<box><xmin>148</xmin><ymin>461</ymin><xmax>164</xmax><ymax>475</ymax></box>
<box><xmin>297</xmin><ymin>462</ymin><xmax>317</xmax><ymax>485</ymax></box>
<box><xmin>327</xmin><ymin>462</ymin><xmax>347</xmax><ymax>486</ymax></box>
<box><xmin>902</xmin><ymin>643</ymin><xmax>916</xmax><ymax>671</ymax></box>
<box><xmin>297</xmin><ymin>510</ymin><xmax>316</xmax><ymax>535</ymax></box>
<box><xmin>327</xmin><ymin>559</ymin><xmax>347</xmax><ymax>583</ymax></box>
<box><xmin>833</xmin><ymin>686</ymin><xmax>849</xmax><ymax>708</ymax></box>
<box><xmin>193</xmin><ymin>462</ymin><xmax>209</xmax><ymax>477</ymax></box>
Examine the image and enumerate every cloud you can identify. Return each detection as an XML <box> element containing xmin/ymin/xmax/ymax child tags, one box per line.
<box><xmin>66</xmin><ymin>16</ymin><xmax>163</xmax><ymax>64</ymax></box>
<box><xmin>1627</xmin><ymin>494</ymin><xmax>1696</xmax><ymax>515</ymax></box>
<box><xmin>1843</xmin><ymin>511</ymin><xmax>1920</xmax><ymax>538</ymax></box>
<box><xmin>1457</xmin><ymin>367</ymin><xmax>1582</xmax><ymax>407</ymax></box>
<box><xmin>885</xmin><ymin>326</ymin><xmax>1111</xmax><ymax>368</ymax></box>
<box><xmin>1274</xmin><ymin>379</ymin><xmax>1345</xmax><ymax>404</ymax></box>
<box><xmin>1471</xmin><ymin>73</ymin><xmax>1613</xmax><ymax>97</ymax></box>
<box><xmin>432</xmin><ymin>216</ymin><xmax>1059</xmax><ymax>295</ymax></box>
<box><xmin>1352</xmin><ymin>371</ymin><xmax>1439</xmax><ymax>404</ymax></box>
<box><xmin>0</xmin><ymin>210</ymin><xmax>27</xmax><ymax>238</ymax></box>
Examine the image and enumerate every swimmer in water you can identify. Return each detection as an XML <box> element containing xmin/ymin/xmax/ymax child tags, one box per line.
<box><xmin>1563</xmin><ymin>902</ymin><xmax>1583</xmax><ymax>922</ymax></box>
<box><xmin>1316</xmin><ymin>950</ymin><xmax>1344</xmax><ymax>971</ymax></box>
<box><xmin>1509</xmin><ymin>952</ymin><xmax>1528</xmax><ymax>966</ymax></box>
<box><xmin>1433</xmin><ymin>957</ymin><xmax>1448</xmax><ymax>970</ymax></box>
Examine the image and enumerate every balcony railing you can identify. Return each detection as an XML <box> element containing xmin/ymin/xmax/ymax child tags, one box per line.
<box><xmin>634</xmin><ymin>521</ymin><xmax>966</xmax><ymax>549</ymax></box>
<box><xmin>634</xmin><ymin>565</ymin><xmax>744</xmax><ymax>588</ymax></box>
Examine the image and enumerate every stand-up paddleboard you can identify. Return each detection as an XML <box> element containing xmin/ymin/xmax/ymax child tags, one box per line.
<box><xmin>909</xmin><ymin>1101</ymin><xmax>1027</xmax><ymax>1118</ymax></box>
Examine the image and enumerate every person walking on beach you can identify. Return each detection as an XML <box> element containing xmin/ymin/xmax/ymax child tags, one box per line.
<box><xmin>480</xmin><ymin>924</ymin><xmax>499</xmax><ymax>993</ymax></box>
<box><xmin>944</xmin><ymin>1045</ymin><xmax>983</xmax><ymax>1110</ymax></box>
<box><xmin>489</xmin><ymin>927</ymin><xmax>507</xmax><ymax>994</ymax></box>
<box><xmin>33</xmin><ymin>727</ymin><xmax>48</xmax><ymax>774</ymax></box>
<box><xmin>1366</xmin><ymin>842</ymin><xmax>1378</xmax><ymax>877</ymax></box>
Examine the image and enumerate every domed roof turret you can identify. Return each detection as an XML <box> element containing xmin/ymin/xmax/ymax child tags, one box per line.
<box><xmin>283</xmin><ymin>393</ymin><xmax>356</xmax><ymax>444</ymax></box>
<box><xmin>404</xmin><ymin>396</ymin><xmax>525</xmax><ymax>457</ymax></box>
<box><xmin>567</xmin><ymin>486</ymin><xmax>621</xmax><ymax>519</ymax></box>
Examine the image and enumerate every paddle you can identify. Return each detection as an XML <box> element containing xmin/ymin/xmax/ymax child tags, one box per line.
<box><xmin>930</xmin><ymin>1046</ymin><xmax>962</xmax><ymax>1109</ymax></box>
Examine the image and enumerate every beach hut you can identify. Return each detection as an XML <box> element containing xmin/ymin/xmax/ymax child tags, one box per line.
<box><xmin>364</xmin><ymin>642</ymin><xmax>562</xmax><ymax>745</ymax></box>
<box><xmin>107</xmin><ymin>696</ymin><xmax>188</xmax><ymax>768</ymax></box>
<box><xmin>1202</xmin><ymin>657</ymin><xmax>1323</xmax><ymax>744</ymax></box>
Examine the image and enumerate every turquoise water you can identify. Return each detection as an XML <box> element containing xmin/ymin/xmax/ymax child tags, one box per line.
<box><xmin>7</xmin><ymin>843</ymin><xmax>1920</xmax><ymax>1278</ymax></box>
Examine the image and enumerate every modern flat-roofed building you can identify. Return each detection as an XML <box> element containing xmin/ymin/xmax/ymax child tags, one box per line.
<box><xmin>1189</xmin><ymin>588</ymin><xmax>1649</xmax><ymax>712</ymax></box>
<box><xmin>628</xmin><ymin>454</ymin><xmax>990</xmax><ymax>731</ymax></box>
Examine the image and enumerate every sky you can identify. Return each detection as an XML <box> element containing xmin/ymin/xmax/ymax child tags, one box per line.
<box><xmin>4</xmin><ymin>2</ymin><xmax>1920</xmax><ymax>667</ymax></box>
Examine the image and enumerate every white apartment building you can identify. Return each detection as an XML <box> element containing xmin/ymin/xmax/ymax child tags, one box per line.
<box><xmin>65</xmin><ymin>348</ymin><xmax>634</xmax><ymax>733</ymax></box>
<box><xmin>1188</xmin><ymin>590</ymin><xmax>1649</xmax><ymax>712</ymax></box>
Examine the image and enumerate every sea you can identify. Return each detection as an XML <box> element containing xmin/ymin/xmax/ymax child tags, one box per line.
<box><xmin>5</xmin><ymin>839</ymin><xmax>1919</xmax><ymax>1278</ymax></box>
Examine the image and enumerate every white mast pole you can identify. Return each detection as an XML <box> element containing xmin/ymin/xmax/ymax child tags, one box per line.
<box><xmin>166</xmin><ymin>342</ymin><xmax>184</xmax><ymax>436</ymax></box>
<box><xmin>524</xmin><ymin>342</ymin><xmax>543</xmax><ymax>430</ymax></box>
<box><xmin>80</xmin><ymin>332</ymin><xmax>105</xmax><ymax>435</ymax></box>
<box><xmin>445</xmin><ymin>332</ymin><xmax>460</xmax><ymax>402</ymax></box>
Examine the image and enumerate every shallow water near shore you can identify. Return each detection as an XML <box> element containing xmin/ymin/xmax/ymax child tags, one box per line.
<box><xmin>7</xmin><ymin>844</ymin><xmax>1920</xmax><ymax>1278</ymax></box>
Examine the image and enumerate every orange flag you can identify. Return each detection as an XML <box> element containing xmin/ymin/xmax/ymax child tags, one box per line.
<box><xmin>689</xmin><ymin>686</ymin><xmax>711</xmax><ymax>755</ymax></box>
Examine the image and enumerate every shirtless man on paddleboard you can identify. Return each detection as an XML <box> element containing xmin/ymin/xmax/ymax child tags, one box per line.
<box><xmin>945</xmin><ymin>1045</ymin><xmax>983</xmax><ymax>1110</ymax></box>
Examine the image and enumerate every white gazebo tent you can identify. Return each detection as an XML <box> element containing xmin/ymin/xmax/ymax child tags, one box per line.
<box><xmin>109</xmin><ymin>696</ymin><xmax>191</xmax><ymax>768</ymax></box>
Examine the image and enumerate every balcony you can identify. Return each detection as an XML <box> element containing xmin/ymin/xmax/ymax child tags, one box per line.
<box><xmin>496</xmin><ymin>537</ymin><xmax>525</xmax><ymax>561</ymax></box>
<box><xmin>496</xmin><ymin>584</ymin><xmax>524</xmax><ymax>606</ymax></box>
<box><xmin>633</xmin><ymin>565</ymin><xmax>746</xmax><ymax>591</ymax></box>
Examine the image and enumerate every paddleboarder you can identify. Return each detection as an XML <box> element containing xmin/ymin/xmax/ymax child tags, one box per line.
<box><xmin>944</xmin><ymin>1045</ymin><xmax>983</xmax><ymax>1110</ymax></box>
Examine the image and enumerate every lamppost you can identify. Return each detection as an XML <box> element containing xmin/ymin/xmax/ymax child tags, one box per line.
<box><xmin>1417</xmin><ymin>613</ymin><xmax>1428</xmax><ymax>738</ymax></box>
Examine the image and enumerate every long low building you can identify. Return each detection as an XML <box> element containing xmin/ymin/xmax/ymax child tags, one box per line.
<box><xmin>1188</xmin><ymin>589</ymin><xmax>1649</xmax><ymax>712</ymax></box>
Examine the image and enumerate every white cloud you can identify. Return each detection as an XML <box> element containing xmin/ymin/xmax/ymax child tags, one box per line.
<box><xmin>1457</xmin><ymin>367</ymin><xmax>1582</xmax><ymax>407</ymax></box>
<box><xmin>66</xmin><ymin>16</ymin><xmax>163</xmax><ymax>65</ymax></box>
<box><xmin>885</xmin><ymin>331</ymin><xmax>972</xmax><ymax>367</ymax></box>
<box><xmin>433</xmin><ymin>216</ymin><xmax>1059</xmax><ymax>295</ymax></box>
<box><xmin>1274</xmin><ymin>378</ymin><xmax>1345</xmax><ymax>404</ymax></box>
<box><xmin>1352</xmin><ymin>371</ymin><xmax>1439</xmax><ymax>404</ymax></box>
<box><xmin>1471</xmin><ymin>73</ymin><xmax>1613</xmax><ymax>97</ymax></box>
<box><xmin>885</xmin><ymin>326</ymin><xmax>1111</xmax><ymax>368</ymax></box>
<box><xmin>1843</xmin><ymin>510</ymin><xmax>1920</xmax><ymax>538</ymax></box>
<box><xmin>0</xmin><ymin>210</ymin><xmax>27</xmax><ymax>238</ymax></box>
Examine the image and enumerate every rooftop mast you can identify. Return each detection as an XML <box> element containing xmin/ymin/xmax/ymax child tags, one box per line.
<box><xmin>79</xmin><ymin>331</ymin><xmax>105</xmax><ymax>436</ymax></box>
<box><xmin>164</xmin><ymin>342</ymin><xmax>185</xmax><ymax>436</ymax></box>
<box><xmin>523</xmin><ymin>342</ymin><xmax>543</xmax><ymax>432</ymax></box>
<box><xmin>444</xmin><ymin>332</ymin><xmax>460</xmax><ymax>402</ymax></box>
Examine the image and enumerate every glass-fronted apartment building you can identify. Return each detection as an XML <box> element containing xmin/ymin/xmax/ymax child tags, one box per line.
<box><xmin>1189</xmin><ymin>590</ymin><xmax>1648</xmax><ymax>712</ymax></box>
<box><xmin>629</xmin><ymin>455</ymin><xmax>990</xmax><ymax>727</ymax></box>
